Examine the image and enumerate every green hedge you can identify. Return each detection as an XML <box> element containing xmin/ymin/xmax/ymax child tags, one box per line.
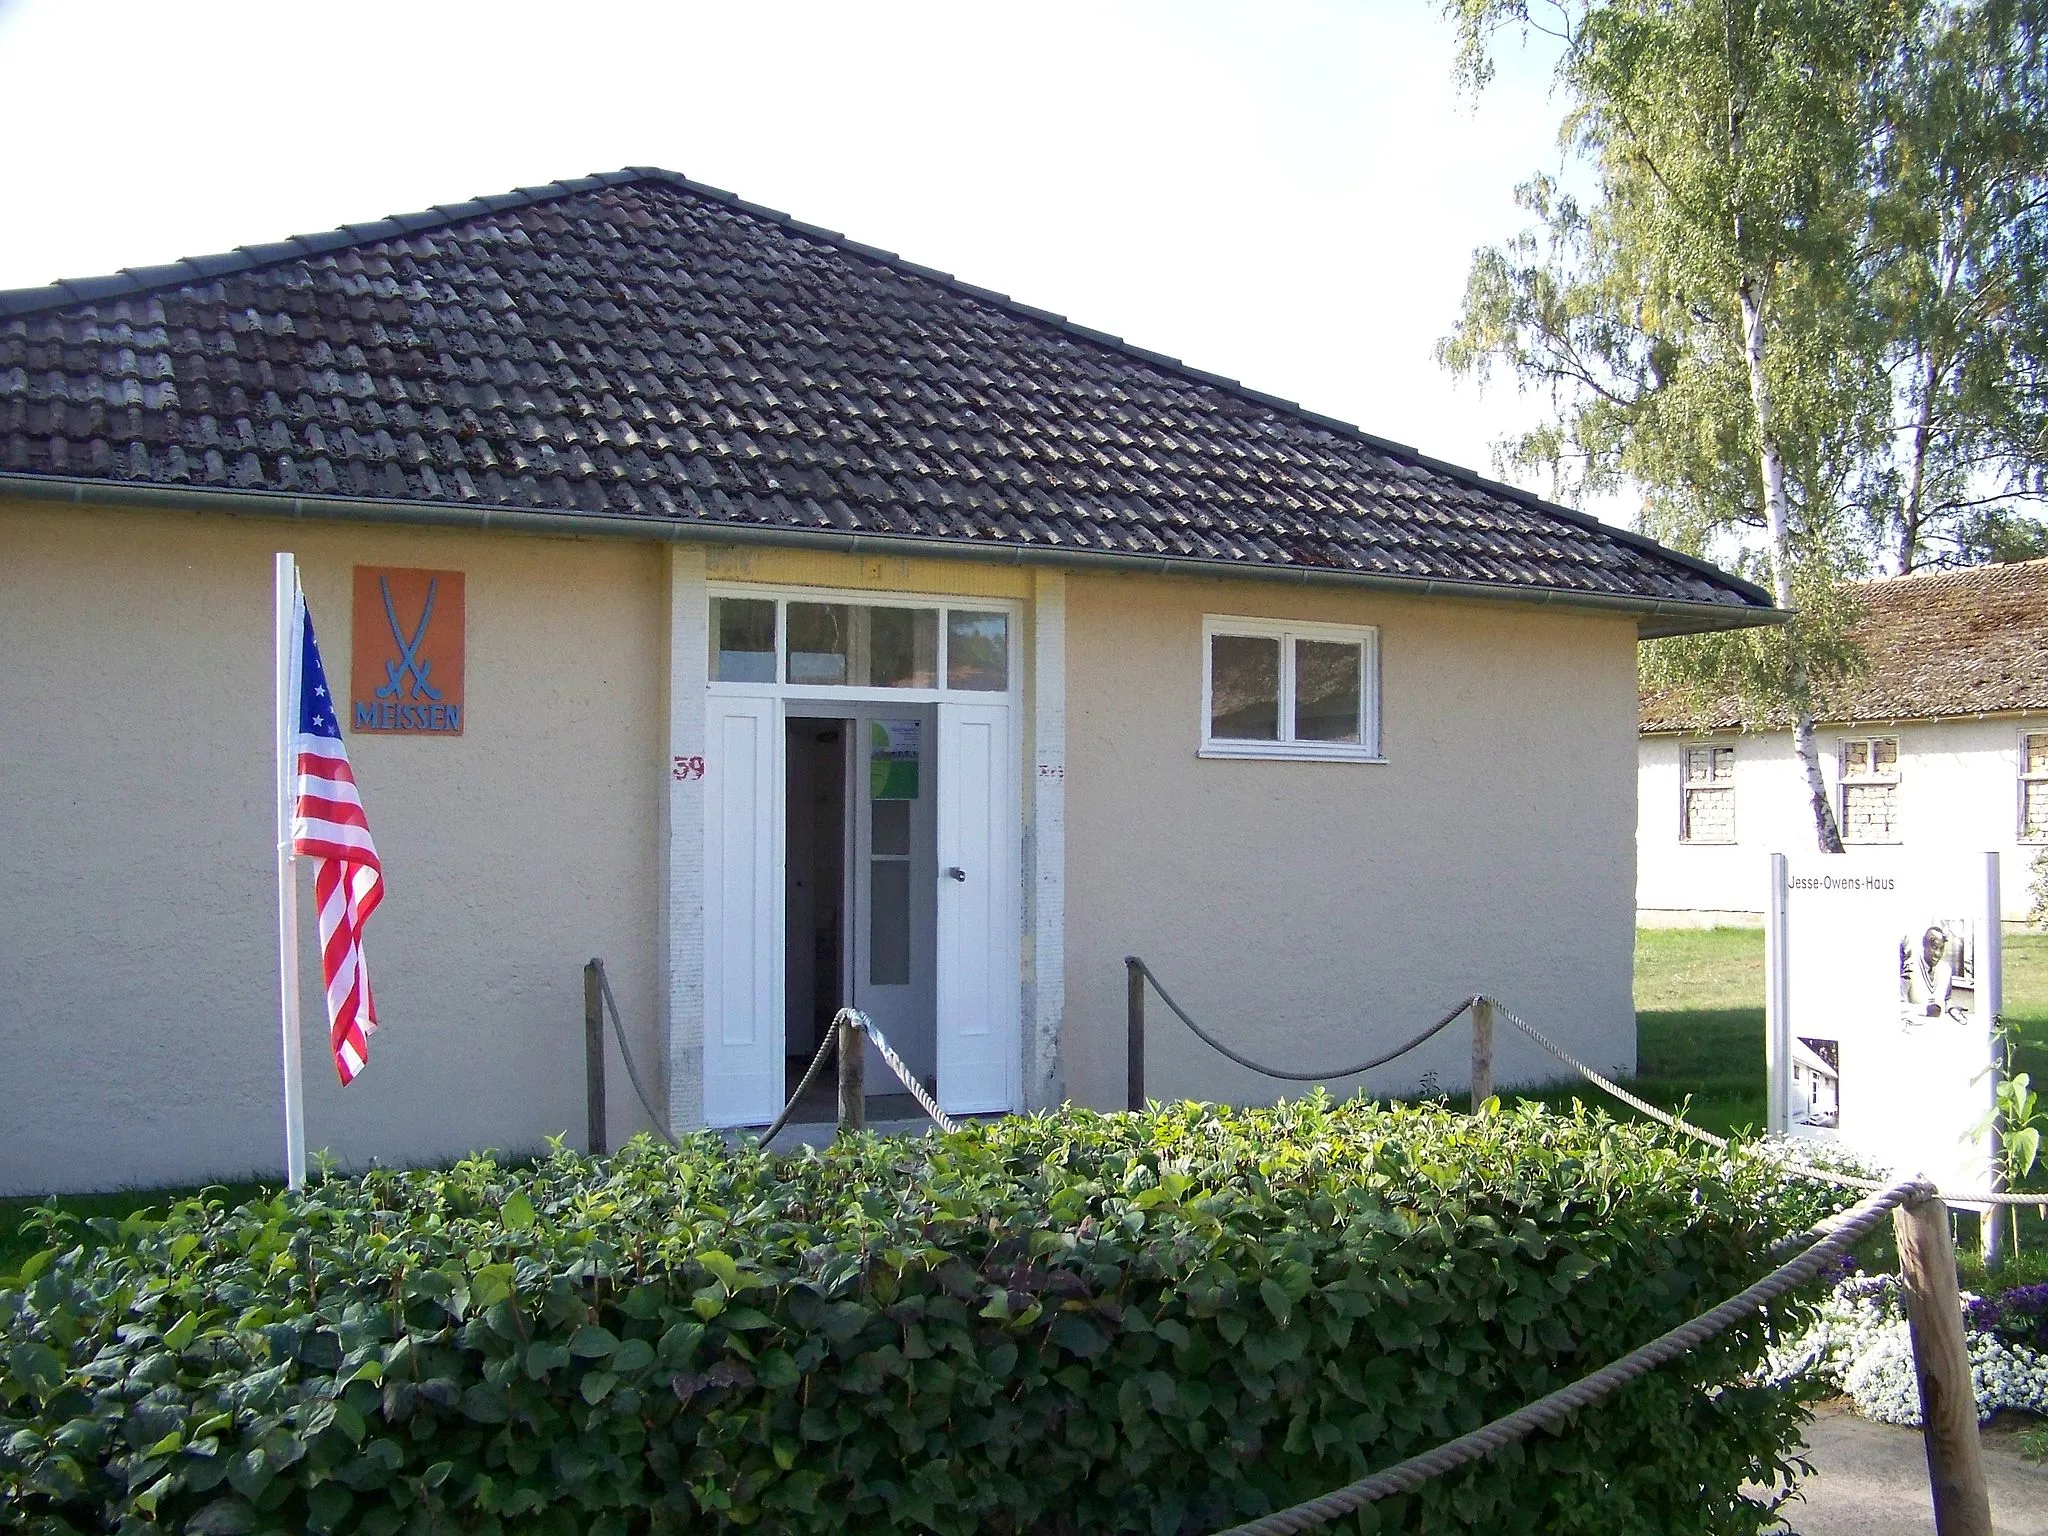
<box><xmin>2</xmin><ymin>1099</ymin><xmax>1830</xmax><ymax>1535</ymax></box>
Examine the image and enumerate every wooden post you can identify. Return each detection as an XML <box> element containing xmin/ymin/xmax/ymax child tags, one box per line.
<box><xmin>584</xmin><ymin>959</ymin><xmax>607</xmax><ymax>1156</ymax></box>
<box><xmin>1125</xmin><ymin>957</ymin><xmax>1145</xmax><ymax>1112</ymax></box>
<box><xmin>836</xmin><ymin>1014</ymin><xmax>866</xmax><ymax>1136</ymax></box>
<box><xmin>1469</xmin><ymin>997</ymin><xmax>1495</xmax><ymax>1109</ymax></box>
<box><xmin>1894</xmin><ymin>1196</ymin><xmax>1992</xmax><ymax>1536</ymax></box>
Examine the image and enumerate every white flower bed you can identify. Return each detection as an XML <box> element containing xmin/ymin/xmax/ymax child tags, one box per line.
<box><xmin>1767</xmin><ymin>1274</ymin><xmax>2048</xmax><ymax>1425</ymax></box>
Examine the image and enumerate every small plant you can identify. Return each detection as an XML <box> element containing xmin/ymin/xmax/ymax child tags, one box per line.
<box><xmin>1976</xmin><ymin>1014</ymin><xmax>2046</xmax><ymax>1186</ymax></box>
<box><xmin>1970</xmin><ymin>1283</ymin><xmax>2048</xmax><ymax>1351</ymax></box>
<box><xmin>2019</xmin><ymin>1420</ymin><xmax>2048</xmax><ymax>1463</ymax></box>
<box><xmin>1997</xmin><ymin>1069</ymin><xmax>2043</xmax><ymax>1182</ymax></box>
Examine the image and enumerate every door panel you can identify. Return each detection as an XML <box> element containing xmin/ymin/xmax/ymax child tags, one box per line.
<box><xmin>937</xmin><ymin>701</ymin><xmax>1018</xmax><ymax>1112</ymax></box>
<box><xmin>850</xmin><ymin>710</ymin><xmax>937</xmax><ymax>1087</ymax></box>
<box><xmin>704</xmin><ymin>694</ymin><xmax>781</xmax><ymax>1125</ymax></box>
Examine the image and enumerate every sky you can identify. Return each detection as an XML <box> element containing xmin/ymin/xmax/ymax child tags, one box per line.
<box><xmin>0</xmin><ymin>0</ymin><xmax>1577</xmax><ymax>499</ymax></box>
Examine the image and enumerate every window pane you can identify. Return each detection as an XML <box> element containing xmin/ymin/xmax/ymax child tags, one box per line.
<box><xmin>1293</xmin><ymin>640</ymin><xmax>1362</xmax><ymax>743</ymax></box>
<box><xmin>871</xmin><ymin>799</ymin><xmax>910</xmax><ymax>856</ymax></box>
<box><xmin>947</xmin><ymin>611</ymin><xmax>1009</xmax><ymax>691</ymax></box>
<box><xmin>710</xmin><ymin>597</ymin><xmax>776</xmax><ymax>682</ymax></box>
<box><xmin>1843</xmin><ymin>781</ymin><xmax>1898</xmax><ymax>842</ymax></box>
<box><xmin>869</xmin><ymin>860</ymin><xmax>910</xmax><ymax>986</ymax></box>
<box><xmin>1210</xmin><ymin>634</ymin><xmax>1280</xmax><ymax>740</ymax></box>
<box><xmin>2027</xmin><ymin>733</ymin><xmax>2048</xmax><ymax>777</ymax></box>
<box><xmin>787</xmin><ymin>603</ymin><xmax>851</xmax><ymax>685</ymax></box>
<box><xmin>1689</xmin><ymin>746</ymin><xmax>1735</xmax><ymax>783</ymax></box>
<box><xmin>1843</xmin><ymin>740</ymin><xmax>1870</xmax><ymax>775</ymax></box>
<box><xmin>1873</xmin><ymin>737</ymin><xmax>1898</xmax><ymax>773</ymax></box>
<box><xmin>2025</xmin><ymin>780</ymin><xmax>2048</xmax><ymax>841</ymax></box>
<box><xmin>861</xmin><ymin>607</ymin><xmax>938</xmax><ymax>688</ymax></box>
<box><xmin>1684</xmin><ymin>786</ymin><xmax>1735</xmax><ymax>843</ymax></box>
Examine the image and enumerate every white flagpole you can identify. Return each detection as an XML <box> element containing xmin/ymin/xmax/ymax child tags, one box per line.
<box><xmin>274</xmin><ymin>553</ymin><xmax>308</xmax><ymax>1191</ymax></box>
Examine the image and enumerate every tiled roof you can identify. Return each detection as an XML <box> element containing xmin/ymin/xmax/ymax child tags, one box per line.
<box><xmin>1641</xmin><ymin>558</ymin><xmax>2048</xmax><ymax>732</ymax></box>
<box><xmin>0</xmin><ymin>168</ymin><xmax>1770</xmax><ymax>629</ymax></box>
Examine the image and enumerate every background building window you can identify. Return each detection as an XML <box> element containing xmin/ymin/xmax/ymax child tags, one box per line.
<box><xmin>1681</xmin><ymin>745</ymin><xmax>1736</xmax><ymax>843</ymax></box>
<box><xmin>1201</xmin><ymin>617</ymin><xmax>1379</xmax><ymax>760</ymax></box>
<box><xmin>2023</xmin><ymin>731</ymin><xmax>2048</xmax><ymax>843</ymax></box>
<box><xmin>1840</xmin><ymin>736</ymin><xmax>1901</xmax><ymax>844</ymax></box>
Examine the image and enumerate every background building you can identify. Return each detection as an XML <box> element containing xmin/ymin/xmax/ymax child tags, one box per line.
<box><xmin>1639</xmin><ymin>560</ymin><xmax>2048</xmax><ymax>924</ymax></box>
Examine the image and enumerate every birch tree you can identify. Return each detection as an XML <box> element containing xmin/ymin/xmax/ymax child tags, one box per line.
<box><xmin>1861</xmin><ymin>0</ymin><xmax>2048</xmax><ymax>572</ymax></box>
<box><xmin>1440</xmin><ymin>0</ymin><xmax>1914</xmax><ymax>852</ymax></box>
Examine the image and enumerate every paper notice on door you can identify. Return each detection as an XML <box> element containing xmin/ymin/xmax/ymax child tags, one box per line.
<box><xmin>870</xmin><ymin>719</ymin><xmax>921</xmax><ymax>800</ymax></box>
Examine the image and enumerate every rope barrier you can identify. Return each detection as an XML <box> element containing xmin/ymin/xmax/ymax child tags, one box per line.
<box><xmin>1128</xmin><ymin>958</ymin><xmax>2043</xmax><ymax>1209</ymax></box>
<box><xmin>1130</xmin><ymin>958</ymin><xmax>1478</xmax><ymax>1082</ymax></box>
<box><xmin>754</xmin><ymin>1008</ymin><xmax>961</xmax><ymax>1145</ymax></box>
<box><xmin>1209</xmin><ymin>1175</ymin><xmax>1934</xmax><ymax>1536</ymax></box>
<box><xmin>593</xmin><ymin>961</ymin><xmax>679</xmax><ymax>1148</ymax></box>
<box><xmin>758</xmin><ymin>1027</ymin><xmax>841</xmax><ymax>1148</ymax></box>
<box><xmin>846</xmin><ymin>1008</ymin><xmax>961</xmax><ymax>1134</ymax></box>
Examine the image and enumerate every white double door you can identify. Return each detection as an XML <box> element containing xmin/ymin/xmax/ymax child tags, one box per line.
<box><xmin>702</xmin><ymin>693</ymin><xmax>1017</xmax><ymax>1125</ymax></box>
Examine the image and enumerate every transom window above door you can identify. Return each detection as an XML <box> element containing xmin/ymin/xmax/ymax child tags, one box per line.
<box><xmin>710</xmin><ymin>594</ymin><xmax>1010</xmax><ymax>693</ymax></box>
<box><xmin>1201</xmin><ymin>616</ymin><xmax>1381</xmax><ymax>761</ymax></box>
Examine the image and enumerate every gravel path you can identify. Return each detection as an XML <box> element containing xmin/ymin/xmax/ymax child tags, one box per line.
<box><xmin>1777</xmin><ymin>1401</ymin><xmax>2048</xmax><ymax>1535</ymax></box>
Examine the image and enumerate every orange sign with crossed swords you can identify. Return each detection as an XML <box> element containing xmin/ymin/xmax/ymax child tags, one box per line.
<box><xmin>349</xmin><ymin>567</ymin><xmax>466</xmax><ymax>735</ymax></box>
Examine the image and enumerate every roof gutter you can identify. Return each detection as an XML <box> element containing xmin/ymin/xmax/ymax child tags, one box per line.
<box><xmin>0</xmin><ymin>472</ymin><xmax>1787</xmax><ymax>639</ymax></box>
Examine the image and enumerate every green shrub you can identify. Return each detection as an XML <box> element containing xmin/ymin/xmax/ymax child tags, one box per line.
<box><xmin>1</xmin><ymin>1099</ymin><xmax>1832</xmax><ymax>1535</ymax></box>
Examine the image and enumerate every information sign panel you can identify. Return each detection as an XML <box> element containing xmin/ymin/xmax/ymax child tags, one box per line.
<box><xmin>1767</xmin><ymin>851</ymin><xmax>1999</xmax><ymax>1198</ymax></box>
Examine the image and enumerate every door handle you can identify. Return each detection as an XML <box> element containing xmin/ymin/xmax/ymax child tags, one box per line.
<box><xmin>945</xmin><ymin>866</ymin><xmax>967</xmax><ymax>882</ymax></box>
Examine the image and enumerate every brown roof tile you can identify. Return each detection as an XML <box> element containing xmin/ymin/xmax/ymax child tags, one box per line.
<box><xmin>1641</xmin><ymin>559</ymin><xmax>2048</xmax><ymax>732</ymax></box>
<box><xmin>0</xmin><ymin>168</ymin><xmax>1771</xmax><ymax>624</ymax></box>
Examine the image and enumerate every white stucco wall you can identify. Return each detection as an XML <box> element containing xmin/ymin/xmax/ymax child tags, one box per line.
<box><xmin>0</xmin><ymin>500</ymin><xmax>668</xmax><ymax>1195</ymax></box>
<box><xmin>1637</xmin><ymin>717</ymin><xmax>2048</xmax><ymax>920</ymax></box>
<box><xmin>1063</xmin><ymin>572</ymin><xmax>1642</xmax><ymax>1108</ymax></box>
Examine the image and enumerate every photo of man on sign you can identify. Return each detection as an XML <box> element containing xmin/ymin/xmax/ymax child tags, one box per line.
<box><xmin>1899</xmin><ymin>918</ymin><xmax>1975</xmax><ymax>1026</ymax></box>
<box><xmin>349</xmin><ymin>566</ymin><xmax>466</xmax><ymax>735</ymax></box>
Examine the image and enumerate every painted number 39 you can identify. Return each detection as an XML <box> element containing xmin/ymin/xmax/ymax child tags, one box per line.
<box><xmin>672</xmin><ymin>755</ymin><xmax>706</xmax><ymax>781</ymax></box>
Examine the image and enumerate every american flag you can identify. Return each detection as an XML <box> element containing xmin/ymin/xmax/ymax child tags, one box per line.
<box><xmin>289</xmin><ymin>589</ymin><xmax>384</xmax><ymax>1083</ymax></box>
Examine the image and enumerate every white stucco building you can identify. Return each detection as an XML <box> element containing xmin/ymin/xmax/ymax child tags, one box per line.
<box><xmin>1639</xmin><ymin>560</ymin><xmax>2048</xmax><ymax>923</ymax></box>
<box><xmin>0</xmin><ymin>170</ymin><xmax>1778</xmax><ymax>1195</ymax></box>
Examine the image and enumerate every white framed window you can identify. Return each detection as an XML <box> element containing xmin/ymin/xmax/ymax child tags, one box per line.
<box><xmin>1200</xmin><ymin>616</ymin><xmax>1381</xmax><ymax>762</ymax></box>
<box><xmin>1839</xmin><ymin>735</ymin><xmax>1901</xmax><ymax>845</ymax></box>
<box><xmin>706</xmin><ymin>587</ymin><xmax>1015</xmax><ymax>697</ymax></box>
<box><xmin>1679</xmin><ymin>743</ymin><xmax>1737</xmax><ymax>844</ymax></box>
<box><xmin>2021</xmin><ymin>730</ymin><xmax>2048</xmax><ymax>844</ymax></box>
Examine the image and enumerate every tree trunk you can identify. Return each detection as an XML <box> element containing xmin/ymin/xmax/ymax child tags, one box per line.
<box><xmin>1740</xmin><ymin>272</ymin><xmax>1846</xmax><ymax>853</ymax></box>
<box><xmin>1898</xmin><ymin>347</ymin><xmax>1938</xmax><ymax>574</ymax></box>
